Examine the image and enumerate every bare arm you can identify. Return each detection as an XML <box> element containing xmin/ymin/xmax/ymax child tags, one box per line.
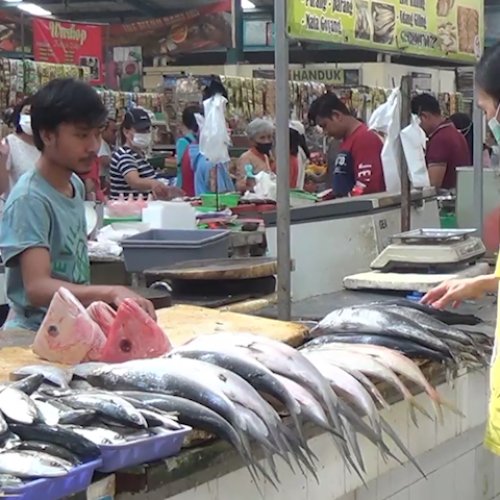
<box><xmin>20</xmin><ymin>247</ymin><xmax>156</xmax><ymax>318</ymax></box>
<box><xmin>123</xmin><ymin>170</ymin><xmax>157</xmax><ymax>192</ymax></box>
<box><xmin>0</xmin><ymin>141</ymin><xmax>10</xmax><ymax>195</ymax></box>
<box><xmin>427</xmin><ymin>163</ymin><xmax>446</xmax><ymax>188</ymax></box>
<box><xmin>84</xmin><ymin>178</ymin><xmax>97</xmax><ymax>201</ymax></box>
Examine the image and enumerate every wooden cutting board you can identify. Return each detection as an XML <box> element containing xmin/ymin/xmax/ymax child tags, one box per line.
<box><xmin>157</xmin><ymin>304</ymin><xmax>306</xmax><ymax>348</ymax></box>
<box><xmin>0</xmin><ymin>305</ymin><xmax>307</xmax><ymax>382</ymax></box>
<box><xmin>144</xmin><ymin>258</ymin><xmax>277</xmax><ymax>281</ymax></box>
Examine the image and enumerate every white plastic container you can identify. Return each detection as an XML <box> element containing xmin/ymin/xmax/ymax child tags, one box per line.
<box><xmin>142</xmin><ymin>201</ymin><xmax>197</xmax><ymax>230</ymax></box>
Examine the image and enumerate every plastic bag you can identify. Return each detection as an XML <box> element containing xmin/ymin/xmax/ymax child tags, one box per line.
<box><xmin>400</xmin><ymin>114</ymin><xmax>430</xmax><ymax>188</ymax></box>
<box><xmin>368</xmin><ymin>88</ymin><xmax>401</xmax><ymax>193</ymax></box>
<box><xmin>198</xmin><ymin>94</ymin><xmax>231</xmax><ymax>165</ymax></box>
<box><xmin>248</xmin><ymin>171</ymin><xmax>277</xmax><ymax>201</ymax></box>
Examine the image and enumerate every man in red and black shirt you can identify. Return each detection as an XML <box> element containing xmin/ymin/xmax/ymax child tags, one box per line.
<box><xmin>411</xmin><ymin>93</ymin><xmax>470</xmax><ymax>190</ymax></box>
<box><xmin>309</xmin><ymin>92</ymin><xmax>386</xmax><ymax>197</ymax></box>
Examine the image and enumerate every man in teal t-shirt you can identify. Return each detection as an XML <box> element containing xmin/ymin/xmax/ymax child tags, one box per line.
<box><xmin>0</xmin><ymin>78</ymin><xmax>155</xmax><ymax>331</ymax></box>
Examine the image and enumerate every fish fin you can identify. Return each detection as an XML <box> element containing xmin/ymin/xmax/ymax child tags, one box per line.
<box><xmin>380</xmin><ymin>416</ymin><xmax>426</xmax><ymax>479</ymax></box>
<box><xmin>410</xmin><ymin>398</ymin><xmax>433</xmax><ymax>422</ymax></box>
<box><xmin>409</xmin><ymin>403</ymin><xmax>419</xmax><ymax>427</ymax></box>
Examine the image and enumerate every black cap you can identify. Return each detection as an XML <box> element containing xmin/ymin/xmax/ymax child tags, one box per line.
<box><xmin>123</xmin><ymin>108</ymin><xmax>151</xmax><ymax>131</ymax></box>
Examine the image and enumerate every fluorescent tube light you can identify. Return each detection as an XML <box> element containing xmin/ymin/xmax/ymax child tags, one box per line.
<box><xmin>16</xmin><ymin>2</ymin><xmax>52</xmax><ymax>16</ymax></box>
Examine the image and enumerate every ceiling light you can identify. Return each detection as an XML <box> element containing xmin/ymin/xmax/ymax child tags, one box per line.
<box><xmin>242</xmin><ymin>0</ymin><xmax>256</xmax><ymax>10</ymax></box>
<box><xmin>16</xmin><ymin>2</ymin><xmax>52</xmax><ymax>16</ymax></box>
<box><xmin>4</xmin><ymin>0</ymin><xmax>23</xmax><ymax>3</ymax></box>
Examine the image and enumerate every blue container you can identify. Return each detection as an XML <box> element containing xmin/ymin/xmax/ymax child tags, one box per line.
<box><xmin>97</xmin><ymin>425</ymin><xmax>191</xmax><ymax>473</ymax></box>
<box><xmin>2</xmin><ymin>458</ymin><xmax>102</xmax><ymax>500</ymax></box>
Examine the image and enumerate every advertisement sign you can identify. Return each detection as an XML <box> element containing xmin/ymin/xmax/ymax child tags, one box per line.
<box><xmin>32</xmin><ymin>18</ymin><xmax>104</xmax><ymax>84</ymax></box>
<box><xmin>253</xmin><ymin>67</ymin><xmax>361</xmax><ymax>86</ymax></box>
<box><xmin>287</xmin><ymin>0</ymin><xmax>484</xmax><ymax>63</ymax></box>
<box><xmin>110</xmin><ymin>0</ymin><xmax>231</xmax><ymax>59</ymax></box>
<box><xmin>112</xmin><ymin>46</ymin><xmax>143</xmax><ymax>92</ymax></box>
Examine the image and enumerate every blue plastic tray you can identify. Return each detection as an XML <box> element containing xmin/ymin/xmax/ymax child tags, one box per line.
<box><xmin>1</xmin><ymin>458</ymin><xmax>102</xmax><ymax>500</ymax></box>
<box><xmin>97</xmin><ymin>425</ymin><xmax>191</xmax><ymax>473</ymax></box>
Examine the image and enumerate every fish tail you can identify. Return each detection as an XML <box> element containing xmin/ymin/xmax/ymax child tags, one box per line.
<box><xmin>409</xmin><ymin>403</ymin><xmax>419</xmax><ymax>427</ymax></box>
<box><xmin>410</xmin><ymin>397</ymin><xmax>433</xmax><ymax>422</ymax></box>
<box><xmin>380</xmin><ymin>416</ymin><xmax>427</xmax><ymax>479</ymax></box>
<box><xmin>439</xmin><ymin>397</ymin><xmax>465</xmax><ymax>418</ymax></box>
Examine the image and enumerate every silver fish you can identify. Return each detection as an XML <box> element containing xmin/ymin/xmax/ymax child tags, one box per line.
<box><xmin>65</xmin><ymin>425</ymin><xmax>126</xmax><ymax>446</ymax></box>
<box><xmin>0</xmin><ymin>386</ymin><xmax>39</xmax><ymax>425</ymax></box>
<box><xmin>10</xmin><ymin>365</ymin><xmax>73</xmax><ymax>389</ymax></box>
<box><xmin>0</xmin><ymin>450</ymin><xmax>71</xmax><ymax>478</ymax></box>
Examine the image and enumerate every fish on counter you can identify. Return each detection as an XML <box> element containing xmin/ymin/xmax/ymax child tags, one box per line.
<box><xmin>32</xmin><ymin>287</ymin><xmax>173</xmax><ymax>365</ymax></box>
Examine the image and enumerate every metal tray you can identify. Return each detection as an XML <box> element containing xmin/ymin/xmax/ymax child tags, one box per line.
<box><xmin>390</xmin><ymin>228</ymin><xmax>476</xmax><ymax>244</ymax></box>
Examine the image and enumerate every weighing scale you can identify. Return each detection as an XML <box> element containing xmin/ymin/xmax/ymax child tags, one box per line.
<box><xmin>370</xmin><ymin>228</ymin><xmax>486</xmax><ymax>273</ymax></box>
<box><xmin>343</xmin><ymin>228</ymin><xmax>488</xmax><ymax>293</ymax></box>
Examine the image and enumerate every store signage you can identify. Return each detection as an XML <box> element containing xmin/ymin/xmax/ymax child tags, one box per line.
<box><xmin>109</xmin><ymin>0</ymin><xmax>231</xmax><ymax>58</ymax></box>
<box><xmin>287</xmin><ymin>0</ymin><xmax>484</xmax><ymax>63</ymax></box>
<box><xmin>253</xmin><ymin>67</ymin><xmax>360</xmax><ymax>86</ymax></box>
<box><xmin>32</xmin><ymin>18</ymin><xmax>104</xmax><ymax>84</ymax></box>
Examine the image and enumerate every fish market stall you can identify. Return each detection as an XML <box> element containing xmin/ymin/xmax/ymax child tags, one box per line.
<box><xmin>0</xmin><ymin>288</ymin><xmax>494</xmax><ymax>500</ymax></box>
<box><xmin>264</xmin><ymin>189</ymin><xmax>440</xmax><ymax>301</ymax></box>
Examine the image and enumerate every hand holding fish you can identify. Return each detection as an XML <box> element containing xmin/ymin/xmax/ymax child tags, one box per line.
<box><xmin>421</xmin><ymin>274</ymin><xmax>498</xmax><ymax>309</ymax></box>
<box><xmin>107</xmin><ymin>286</ymin><xmax>157</xmax><ymax>321</ymax></box>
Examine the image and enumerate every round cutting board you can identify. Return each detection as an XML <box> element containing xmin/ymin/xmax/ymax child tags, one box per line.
<box><xmin>144</xmin><ymin>257</ymin><xmax>277</xmax><ymax>281</ymax></box>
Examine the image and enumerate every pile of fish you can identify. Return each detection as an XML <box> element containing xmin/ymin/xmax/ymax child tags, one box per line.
<box><xmin>0</xmin><ymin>364</ymin><xmax>184</xmax><ymax>488</ymax></box>
<box><xmin>307</xmin><ymin>299</ymin><xmax>492</xmax><ymax>369</ymax></box>
<box><xmin>33</xmin><ymin>287</ymin><xmax>172</xmax><ymax>365</ymax></box>
<box><xmin>0</xmin><ymin>299</ymin><xmax>489</xmax><ymax>490</ymax></box>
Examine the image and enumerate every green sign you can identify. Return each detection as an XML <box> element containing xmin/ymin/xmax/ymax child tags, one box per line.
<box><xmin>287</xmin><ymin>0</ymin><xmax>484</xmax><ymax>63</ymax></box>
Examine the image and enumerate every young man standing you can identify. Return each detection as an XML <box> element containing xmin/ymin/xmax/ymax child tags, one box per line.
<box><xmin>0</xmin><ymin>78</ymin><xmax>155</xmax><ymax>331</ymax></box>
<box><xmin>309</xmin><ymin>92</ymin><xmax>386</xmax><ymax>197</ymax></box>
<box><xmin>411</xmin><ymin>93</ymin><xmax>470</xmax><ymax>189</ymax></box>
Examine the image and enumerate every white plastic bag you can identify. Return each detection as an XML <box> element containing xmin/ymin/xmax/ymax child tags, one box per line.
<box><xmin>368</xmin><ymin>88</ymin><xmax>401</xmax><ymax>193</ymax></box>
<box><xmin>198</xmin><ymin>94</ymin><xmax>231</xmax><ymax>164</ymax></box>
<box><xmin>400</xmin><ymin>115</ymin><xmax>430</xmax><ymax>188</ymax></box>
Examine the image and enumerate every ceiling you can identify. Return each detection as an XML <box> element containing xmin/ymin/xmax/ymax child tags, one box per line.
<box><xmin>1</xmin><ymin>0</ymin><xmax>273</xmax><ymax>23</ymax></box>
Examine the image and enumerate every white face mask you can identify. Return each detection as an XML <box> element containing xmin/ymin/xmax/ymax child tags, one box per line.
<box><xmin>488</xmin><ymin>103</ymin><xmax>500</xmax><ymax>144</ymax></box>
<box><xmin>19</xmin><ymin>114</ymin><xmax>32</xmax><ymax>136</ymax></box>
<box><xmin>132</xmin><ymin>132</ymin><xmax>151</xmax><ymax>150</ymax></box>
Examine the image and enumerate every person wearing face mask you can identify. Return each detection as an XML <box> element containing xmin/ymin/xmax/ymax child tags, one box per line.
<box><xmin>109</xmin><ymin>108</ymin><xmax>183</xmax><ymax>199</ymax></box>
<box><xmin>421</xmin><ymin>41</ymin><xmax>500</xmax><ymax>457</ymax></box>
<box><xmin>0</xmin><ymin>97</ymin><xmax>40</xmax><ymax>198</ymax></box>
<box><xmin>235</xmin><ymin>118</ymin><xmax>275</xmax><ymax>192</ymax></box>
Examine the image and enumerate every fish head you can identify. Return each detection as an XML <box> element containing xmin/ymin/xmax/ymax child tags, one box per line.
<box><xmin>86</xmin><ymin>302</ymin><xmax>116</xmax><ymax>337</ymax></box>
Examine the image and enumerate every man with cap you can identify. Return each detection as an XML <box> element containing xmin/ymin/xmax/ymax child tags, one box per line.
<box><xmin>109</xmin><ymin>108</ymin><xmax>182</xmax><ymax>199</ymax></box>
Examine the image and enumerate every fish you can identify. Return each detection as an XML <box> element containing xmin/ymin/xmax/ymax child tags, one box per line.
<box><xmin>33</xmin><ymin>400</ymin><xmax>61</xmax><ymax>426</ymax></box>
<box><xmin>32</xmin><ymin>287</ymin><xmax>107</xmax><ymax>364</ymax></box>
<box><xmin>171</xmin><ymin>344</ymin><xmax>305</xmax><ymax>442</ymax></box>
<box><xmin>66</xmin><ymin>426</ymin><xmax>126</xmax><ymax>446</ymax></box>
<box><xmin>97</xmin><ymin>299</ymin><xmax>172</xmax><ymax>363</ymax></box>
<box><xmin>87</xmin><ymin>301</ymin><xmax>116</xmax><ymax>337</ymax></box>
<box><xmin>0</xmin><ymin>432</ymin><xmax>21</xmax><ymax>450</ymax></box>
<box><xmin>58</xmin><ymin>409</ymin><xmax>98</xmax><ymax>426</ymax></box>
<box><xmin>10</xmin><ymin>364</ymin><xmax>73</xmax><ymax>389</ymax></box>
<box><xmin>302</xmin><ymin>348</ymin><xmax>429</xmax><ymax>426</ymax></box>
<box><xmin>9</xmin><ymin>373</ymin><xmax>45</xmax><ymax>395</ymax></box>
<box><xmin>371</xmin><ymin>299</ymin><xmax>482</xmax><ymax>325</ymax></box>
<box><xmin>138</xmin><ymin>409</ymin><xmax>182</xmax><ymax>430</ymax></box>
<box><xmin>0</xmin><ymin>473</ymin><xmax>23</xmax><ymax>488</ymax></box>
<box><xmin>0</xmin><ymin>449</ymin><xmax>71</xmax><ymax>478</ymax></box>
<box><xmin>0</xmin><ymin>386</ymin><xmax>40</xmax><ymax>425</ymax></box>
<box><xmin>303</xmin><ymin>334</ymin><xmax>451</xmax><ymax>363</ymax></box>
<box><xmin>72</xmin><ymin>362</ymin><xmax>109</xmax><ymax>380</ymax></box>
<box><xmin>9</xmin><ymin>424</ymin><xmax>101</xmax><ymax>462</ymax></box>
<box><xmin>312</xmin><ymin>306</ymin><xmax>454</xmax><ymax>357</ymax></box>
<box><xmin>14</xmin><ymin>441</ymin><xmax>81</xmax><ymax>466</ymax></box>
<box><xmin>60</xmin><ymin>393</ymin><xmax>147</xmax><ymax>429</ymax></box>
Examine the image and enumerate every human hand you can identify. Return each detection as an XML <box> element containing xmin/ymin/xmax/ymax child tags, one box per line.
<box><xmin>421</xmin><ymin>277</ymin><xmax>485</xmax><ymax>309</ymax></box>
<box><xmin>152</xmin><ymin>181</ymin><xmax>185</xmax><ymax>200</ymax></box>
<box><xmin>108</xmin><ymin>286</ymin><xmax>157</xmax><ymax>320</ymax></box>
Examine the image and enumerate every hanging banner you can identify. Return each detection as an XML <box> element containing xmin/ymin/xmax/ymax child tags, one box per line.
<box><xmin>253</xmin><ymin>67</ymin><xmax>361</xmax><ymax>86</ymax></box>
<box><xmin>109</xmin><ymin>0</ymin><xmax>231</xmax><ymax>59</ymax></box>
<box><xmin>32</xmin><ymin>18</ymin><xmax>104</xmax><ymax>84</ymax></box>
<box><xmin>287</xmin><ymin>0</ymin><xmax>484</xmax><ymax>63</ymax></box>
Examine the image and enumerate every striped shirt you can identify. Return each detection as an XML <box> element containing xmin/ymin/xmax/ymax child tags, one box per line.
<box><xmin>109</xmin><ymin>146</ymin><xmax>156</xmax><ymax>199</ymax></box>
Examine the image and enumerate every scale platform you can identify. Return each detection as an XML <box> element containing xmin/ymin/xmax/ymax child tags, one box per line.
<box><xmin>370</xmin><ymin>228</ymin><xmax>486</xmax><ymax>273</ymax></box>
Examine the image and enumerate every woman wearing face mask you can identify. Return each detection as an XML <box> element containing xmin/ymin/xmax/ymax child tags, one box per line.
<box><xmin>0</xmin><ymin>97</ymin><xmax>40</xmax><ymax>197</ymax></box>
<box><xmin>421</xmin><ymin>41</ymin><xmax>500</xmax><ymax>457</ymax></box>
<box><xmin>109</xmin><ymin>108</ymin><xmax>183</xmax><ymax>199</ymax></box>
<box><xmin>235</xmin><ymin>118</ymin><xmax>275</xmax><ymax>192</ymax></box>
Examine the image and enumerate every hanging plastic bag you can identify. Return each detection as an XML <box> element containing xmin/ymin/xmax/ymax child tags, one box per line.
<box><xmin>368</xmin><ymin>88</ymin><xmax>401</xmax><ymax>193</ymax></box>
<box><xmin>198</xmin><ymin>94</ymin><xmax>231</xmax><ymax>165</ymax></box>
<box><xmin>400</xmin><ymin>114</ymin><xmax>430</xmax><ymax>188</ymax></box>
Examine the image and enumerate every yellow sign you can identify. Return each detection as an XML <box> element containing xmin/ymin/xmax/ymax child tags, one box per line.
<box><xmin>287</xmin><ymin>0</ymin><xmax>484</xmax><ymax>63</ymax></box>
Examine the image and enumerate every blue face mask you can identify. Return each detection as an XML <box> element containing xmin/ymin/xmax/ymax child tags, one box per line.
<box><xmin>488</xmin><ymin>103</ymin><xmax>500</xmax><ymax>144</ymax></box>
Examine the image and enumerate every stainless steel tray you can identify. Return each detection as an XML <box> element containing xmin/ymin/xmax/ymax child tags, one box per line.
<box><xmin>390</xmin><ymin>228</ymin><xmax>476</xmax><ymax>244</ymax></box>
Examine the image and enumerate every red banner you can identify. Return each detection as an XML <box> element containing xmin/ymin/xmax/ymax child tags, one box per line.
<box><xmin>109</xmin><ymin>0</ymin><xmax>231</xmax><ymax>59</ymax></box>
<box><xmin>32</xmin><ymin>18</ymin><xmax>104</xmax><ymax>84</ymax></box>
